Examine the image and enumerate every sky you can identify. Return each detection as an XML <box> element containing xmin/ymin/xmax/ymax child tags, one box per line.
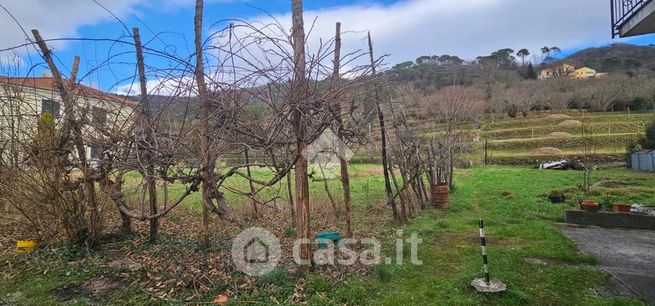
<box><xmin>1</xmin><ymin>0</ymin><xmax>655</xmax><ymax>94</ymax></box>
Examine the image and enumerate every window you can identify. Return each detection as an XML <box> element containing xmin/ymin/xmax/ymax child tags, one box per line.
<box><xmin>41</xmin><ymin>99</ymin><xmax>60</xmax><ymax>118</ymax></box>
<box><xmin>91</xmin><ymin>106</ymin><xmax>108</xmax><ymax>128</ymax></box>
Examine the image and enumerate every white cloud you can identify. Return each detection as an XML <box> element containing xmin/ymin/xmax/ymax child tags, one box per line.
<box><xmin>0</xmin><ymin>0</ymin><xmax>146</xmax><ymax>53</ymax></box>
<box><xmin>113</xmin><ymin>76</ymin><xmax>195</xmax><ymax>96</ymax></box>
<box><xmin>252</xmin><ymin>0</ymin><xmax>615</xmax><ymax>66</ymax></box>
<box><xmin>0</xmin><ymin>0</ymin><xmax>618</xmax><ymax>64</ymax></box>
<box><xmin>1</xmin><ymin>0</ymin><xmax>625</xmax><ymax>94</ymax></box>
<box><xmin>112</xmin><ymin>0</ymin><xmax>622</xmax><ymax>95</ymax></box>
<box><xmin>154</xmin><ymin>0</ymin><xmax>249</xmax><ymax>12</ymax></box>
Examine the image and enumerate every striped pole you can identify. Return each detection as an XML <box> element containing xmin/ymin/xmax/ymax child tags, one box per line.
<box><xmin>479</xmin><ymin>219</ymin><xmax>490</xmax><ymax>284</ymax></box>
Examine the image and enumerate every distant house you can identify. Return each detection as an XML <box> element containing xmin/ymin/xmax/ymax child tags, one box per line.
<box><xmin>571</xmin><ymin>67</ymin><xmax>599</xmax><ymax>79</ymax></box>
<box><xmin>538</xmin><ymin>63</ymin><xmax>575</xmax><ymax>80</ymax></box>
<box><xmin>631</xmin><ymin>150</ymin><xmax>655</xmax><ymax>172</ymax></box>
<box><xmin>538</xmin><ymin>68</ymin><xmax>555</xmax><ymax>80</ymax></box>
<box><xmin>539</xmin><ymin>63</ymin><xmax>606</xmax><ymax>80</ymax></box>
<box><xmin>0</xmin><ymin>76</ymin><xmax>135</xmax><ymax>161</ymax></box>
<box><xmin>559</xmin><ymin>63</ymin><xmax>576</xmax><ymax>75</ymax></box>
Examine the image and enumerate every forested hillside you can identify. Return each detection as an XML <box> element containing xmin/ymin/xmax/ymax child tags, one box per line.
<box><xmin>385</xmin><ymin>43</ymin><xmax>655</xmax><ymax>118</ymax></box>
<box><xmin>563</xmin><ymin>43</ymin><xmax>655</xmax><ymax>74</ymax></box>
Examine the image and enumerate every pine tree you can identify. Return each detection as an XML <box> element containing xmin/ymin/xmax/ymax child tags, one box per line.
<box><xmin>524</xmin><ymin>63</ymin><xmax>538</xmax><ymax>79</ymax></box>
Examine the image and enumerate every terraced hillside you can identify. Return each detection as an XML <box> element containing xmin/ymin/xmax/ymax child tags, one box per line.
<box><xmin>483</xmin><ymin>111</ymin><xmax>654</xmax><ymax>164</ymax></box>
<box><xmin>416</xmin><ymin>110</ymin><xmax>654</xmax><ymax>165</ymax></box>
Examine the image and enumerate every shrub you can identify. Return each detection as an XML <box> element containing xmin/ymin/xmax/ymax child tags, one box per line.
<box><xmin>600</xmin><ymin>195</ymin><xmax>614</xmax><ymax>212</ymax></box>
<box><xmin>284</xmin><ymin>227</ymin><xmax>296</xmax><ymax>238</ymax></box>
<box><xmin>260</xmin><ymin>268</ymin><xmax>293</xmax><ymax>287</ymax></box>
<box><xmin>507</xmin><ymin>104</ymin><xmax>519</xmax><ymax>118</ymax></box>
<box><xmin>305</xmin><ymin>276</ymin><xmax>331</xmax><ymax>295</ymax></box>
<box><xmin>625</xmin><ymin>142</ymin><xmax>641</xmax><ymax>168</ymax></box>
<box><xmin>0</xmin><ymin>113</ymin><xmax>99</xmax><ymax>244</ymax></box>
<box><xmin>638</xmin><ymin>118</ymin><xmax>655</xmax><ymax>150</ymax></box>
<box><xmin>373</xmin><ymin>264</ymin><xmax>392</xmax><ymax>282</ymax></box>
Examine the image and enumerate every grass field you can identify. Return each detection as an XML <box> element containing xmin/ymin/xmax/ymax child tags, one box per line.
<box><xmin>1</xmin><ymin>164</ymin><xmax>653</xmax><ymax>305</ymax></box>
<box><xmin>482</xmin><ymin>111</ymin><xmax>653</xmax><ymax>161</ymax></box>
<box><xmin>417</xmin><ymin>111</ymin><xmax>654</xmax><ymax>163</ymax></box>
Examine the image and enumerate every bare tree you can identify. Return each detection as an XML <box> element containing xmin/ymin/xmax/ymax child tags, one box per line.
<box><xmin>422</xmin><ymin>86</ymin><xmax>484</xmax><ymax>189</ymax></box>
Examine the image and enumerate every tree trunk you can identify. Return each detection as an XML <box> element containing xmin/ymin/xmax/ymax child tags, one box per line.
<box><xmin>291</xmin><ymin>0</ymin><xmax>312</xmax><ymax>266</ymax></box>
<box><xmin>286</xmin><ymin>171</ymin><xmax>296</xmax><ymax>227</ymax></box>
<box><xmin>244</xmin><ymin>148</ymin><xmax>258</xmax><ymax>218</ymax></box>
<box><xmin>31</xmin><ymin>31</ymin><xmax>98</xmax><ymax>244</ymax></box>
<box><xmin>133</xmin><ymin>27</ymin><xmax>159</xmax><ymax>243</ymax></box>
<box><xmin>388</xmin><ymin>157</ymin><xmax>408</xmax><ymax>222</ymax></box>
<box><xmin>367</xmin><ymin>32</ymin><xmax>399</xmax><ymax>223</ymax></box>
<box><xmin>194</xmin><ymin>0</ymin><xmax>212</xmax><ymax>248</ymax></box>
<box><xmin>319</xmin><ymin>164</ymin><xmax>339</xmax><ymax>218</ymax></box>
<box><xmin>332</xmin><ymin>22</ymin><xmax>353</xmax><ymax>237</ymax></box>
<box><xmin>104</xmin><ymin>176</ymin><xmax>132</xmax><ymax>235</ymax></box>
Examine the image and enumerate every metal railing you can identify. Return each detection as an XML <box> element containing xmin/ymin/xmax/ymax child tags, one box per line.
<box><xmin>611</xmin><ymin>0</ymin><xmax>654</xmax><ymax>37</ymax></box>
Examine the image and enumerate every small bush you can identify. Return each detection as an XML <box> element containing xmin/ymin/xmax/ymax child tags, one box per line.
<box><xmin>600</xmin><ymin>195</ymin><xmax>614</xmax><ymax>212</ymax></box>
<box><xmin>638</xmin><ymin>118</ymin><xmax>655</xmax><ymax>150</ymax></box>
<box><xmin>305</xmin><ymin>276</ymin><xmax>331</xmax><ymax>295</ymax></box>
<box><xmin>284</xmin><ymin>227</ymin><xmax>296</xmax><ymax>238</ymax></box>
<box><xmin>507</xmin><ymin>104</ymin><xmax>519</xmax><ymax>118</ymax></box>
<box><xmin>260</xmin><ymin>268</ymin><xmax>293</xmax><ymax>287</ymax></box>
<box><xmin>373</xmin><ymin>264</ymin><xmax>392</xmax><ymax>283</ymax></box>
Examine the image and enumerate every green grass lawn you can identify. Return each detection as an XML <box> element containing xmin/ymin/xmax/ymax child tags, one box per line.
<box><xmin>300</xmin><ymin>166</ymin><xmax>652</xmax><ymax>305</ymax></box>
<box><xmin>1</xmin><ymin>165</ymin><xmax>653</xmax><ymax>305</ymax></box>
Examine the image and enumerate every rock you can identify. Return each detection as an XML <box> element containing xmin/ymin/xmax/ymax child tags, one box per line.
<box><xmin>471</xmin><ymin>278</ymin><xmax>506</xmax><ymax>293</ymax></box>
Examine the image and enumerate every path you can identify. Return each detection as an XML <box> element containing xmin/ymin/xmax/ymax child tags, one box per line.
<box><xmin>560</xmin><ymin>224</ymin><xmax>655</xmax><ymax>303</ymax></box>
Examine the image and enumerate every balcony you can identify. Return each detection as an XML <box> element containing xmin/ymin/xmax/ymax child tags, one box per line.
<box><xmin>612</xmin><ymin>0</ymin><xmax>655</xmax><ymax>37</ymax></box>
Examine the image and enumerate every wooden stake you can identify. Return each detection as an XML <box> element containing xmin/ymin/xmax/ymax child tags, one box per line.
<box><xmin>194</xmin><ymin>0</ymin><xmax>212</xmax><ymax>248</ymax></box>
<box><xmin>332</xmin><ymin>21</ymin><xmax>353</xmax><ymax>237</ymax></box>
<box><xmin>133</xmin><ymin>27</ymin><xmax>159</xmax><ymax>243</ymax></box>
<box><xmin>368</xmin><ymin>31</ymin><xmax>399</xmax><ymax>223</ymax></box>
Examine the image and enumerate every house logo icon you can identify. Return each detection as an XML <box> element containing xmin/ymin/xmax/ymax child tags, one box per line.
<box><xmin>244</xmin><ymin>236</ymin><xmax>269</xmax><ymax>264</ymax></box>
<box><xmin>231</xmin><ymin>227</ymin><xmax>281</xmax><ymax>276</ymax></box>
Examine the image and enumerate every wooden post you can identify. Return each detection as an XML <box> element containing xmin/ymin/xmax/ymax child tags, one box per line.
<box><xmin>484</xmin><ymin>138</ymin><xmax>488</xmax><ymax>166</ymax></box>
<box><xmin>332</xmin><ymin>21</ymin><xmax>353</xmax><ymax>238</ymax></box>
<box><xmin>194</xmin><ymin>0</ymin><xmax>212</xmax><ymax>247</ymax></box>
<box><xmin>291</xmin><ymin>0</ymin><xmax>312</xmax><ymax>267</ymax></box>
<box><xmin>368</xmin><ymin>31</ymin><xmax>400</xmax><ymax>223</ymax></box>
<box><xmin>244</xmin><ymin>148</ymin><xmax>258</xmax><ymax>218</ymax></box>
<box><xmin>133</xmin><ymin>27</ymin><xmax>159</xmax><ymax>243</ymax></box>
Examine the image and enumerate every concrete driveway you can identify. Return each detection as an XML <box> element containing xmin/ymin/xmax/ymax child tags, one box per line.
<box><xmin>560</xmin><ymin>224</ymin><xmax>655</xmax><ymax>303</ymax></box>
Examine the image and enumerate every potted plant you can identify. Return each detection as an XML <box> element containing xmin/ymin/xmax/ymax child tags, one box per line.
<box><xmin>612</xmin><ymin>203</ymin><xmax>631</xmax><ymax>213</ymax></box>
<box><xmin>580</xmin><ymin>199</ymin><xmax>600</xmax><ymax>212</ymax></box>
